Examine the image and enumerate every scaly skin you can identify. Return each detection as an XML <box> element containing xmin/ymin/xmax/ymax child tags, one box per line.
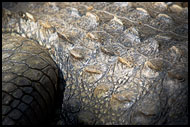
<box><xmin>2</xmin><ymin>33</ymin><xmax>60</xmax><ymax>125</ymax></box>
<box><xmin>2</xmin><ymin>2</ymin><xmax>188</xmax><ymax>125</ymax></box>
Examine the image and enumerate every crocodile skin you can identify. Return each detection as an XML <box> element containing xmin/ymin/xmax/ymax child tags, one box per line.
<box><xmin>2</xmin><ymin>33</ymin><xmax>60</xmax><ymax>125</ymax></box>
<box><xmin>2</xmin><ymin>2</ymin><xmax>188</xmax><ymax>125</ymax></box>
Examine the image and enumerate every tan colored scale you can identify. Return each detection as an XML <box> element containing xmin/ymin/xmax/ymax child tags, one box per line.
<box><xmin>84</xmin><ymin>65</ymin><xmax>101</xmax><ymax>74</ymax></box>
<box><xmin>86</xmin><ymin>32</ymin><xmax>97</xmax><ymax>40</ymax></box>
<box><xmin>170</xmin><ymin>46</ymin><xmax>184</xmax><ymax>56</ymax></box>
<box><xmin>87</xmin><ymin>6</ymin><xmax>94</xmax><ymax>11</ymax></box>
<box><xmin>157</xmin><ymin>13</ymin><xmax>171</xmax><ymax>20</ymax></box>
<box><xmin>95</xmin><ymin>11</ymin><xmax>114</xmax><ymax>23</ymax></box>
<box><xmin>118</xmin><ymin>57</ymin><xmax>134</xmax><ymax>68</ymax></box>
<box><xmin>145</xmin><ymin>59</ymin><xmax>163</xmax><ymax>71</ymax></box>
<box><xmin>86</xmin><ymin>12</ymin><xmax>99</xmax><ymax>22</ymax></box>
<box><xmin>69</xmin><ymin>48</ymin><xmax>84</xmax><ymax>59</ymax></box>
<box><xmin>136</xmin><ymin>8</ymin><xmax>148</xmax><ymax>14</ymax></box>
<box><xmin>94</xmin><ymin>84</ymin><xmax>110</xmax><ymax>98</ymax></box>
<box><xmin>39</xmin><ymin>20</ymin><xmax>52</xmax><ymax>29</ymax></box>
<box><xmin>57</xmin><ymin>32</ymin><xmax>73</xmax><ymax>44</ymax></box>
<box><xmin>113</xmin><ymin>16</ymin><xmax>123</xmax><ymax>26</ymax></box>
<box><xmin>169</xmin><ymin>4</ymin><xmax>183</xmax><ymax>14</ymax></box>
<box><xmin>100</xmin><ymin>46</ymin><xmax>115</xmax><ymax>56</ymax></box>
<box><xmin>111</xmin><ymin>92</ymin><xmax>132</xmax><ymax>103</ymax></box>
<box><xmin>25</xmin><ymin>12</ymin><xmax>36</xmax><ymax>22</ymax></box>
<box><xmin>110</xmin><ymin>91</ymin><xmax>135</xmax><ymax>110</ymax></box>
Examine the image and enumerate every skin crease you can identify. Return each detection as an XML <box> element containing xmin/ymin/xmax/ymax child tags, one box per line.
<box><xmin>2</xmin><ymin>2</ymin><xmax>188</xmax><ymax>125</ymax></box>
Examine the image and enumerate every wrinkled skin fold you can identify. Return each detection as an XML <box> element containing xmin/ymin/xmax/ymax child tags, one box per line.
<box><xmin>2</xmin><ymin>2</ymin><xmax>188</xmax><ymax>125</ymax></box>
